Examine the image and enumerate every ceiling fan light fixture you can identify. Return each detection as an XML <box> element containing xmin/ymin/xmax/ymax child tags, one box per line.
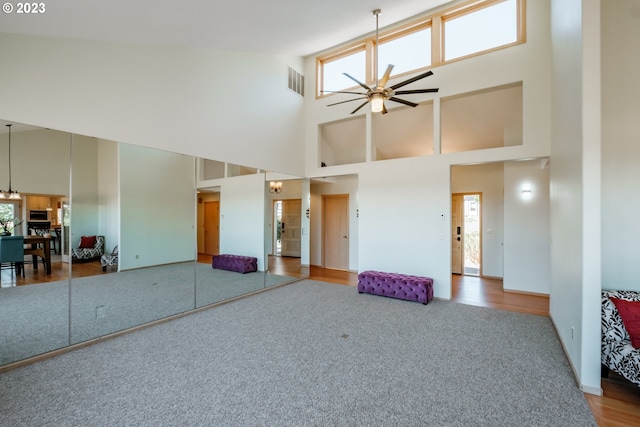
<box><xmin>371</xmin><ymin>95</ymin><xmax>384</xmax><ymax>113</ymax></box>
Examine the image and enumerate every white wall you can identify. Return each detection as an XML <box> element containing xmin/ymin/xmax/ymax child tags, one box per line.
<box><xmin>219</xmin><ymin>173</ymin><xmax>266</xmax><ymax>271</ymax></box>
<box><xmin>359</xmin><ymin>158</ymin><xmax>451</xmax><ymax>299</ymax></box>
<box><xmin>0</xmin><ymin>33</ymin><xmax>305</xmax><ymax>176</ymax></box>
<box><xmin>549</xmin><ymin>0</ymin><xmax>602</xmax><ymax>394</ymax></box>
<box><xmin>119</xmin><ymin>144</ymin><xmax>195</xmax><ymax>269</ymax></box>
<box><xmin>451</xmin><ymin>163</ymin><xmax>505</xmax><ymax>278</ymax></box>
<box><xmin>601</xmin><ymin>0</ymin><xmax>640</xmax><ymax>292</ymax></box>
<box><xmin>504</xmin><ymin>160</ymin><xmax>550</xmax><ymax>294</ymax></box>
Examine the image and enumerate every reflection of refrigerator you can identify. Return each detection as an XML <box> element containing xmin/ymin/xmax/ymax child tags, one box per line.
<box><xmin>61</xmin><ymin>200</ymin><xmax>70</xmax><ymax>263</ymax></box>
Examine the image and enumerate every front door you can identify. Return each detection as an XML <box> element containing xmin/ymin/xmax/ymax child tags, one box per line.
<box><xmin>451</xmin><ymin>194</ymin><xmax>463</xmax><ymax>274</ymax></box>
<box><xmin>323</xmin><ymin>194</ymin><xmax>349</xmax><ymax>270</ymax></box>
<box><xmin>204</xmin><ymin>201</ymin><xmax>219</xmax><ymax>256</ymax></box>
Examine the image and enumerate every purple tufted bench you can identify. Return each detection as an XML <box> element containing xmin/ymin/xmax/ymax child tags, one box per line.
<box><xmin>212</xmin><ymin>254</ymin><xmax>258</xmax><ymax>274</ymax></box>
<box><xmin>358</xmin><ymin>271</ymin><xmax>434</xmax><ymax>305</ymax></box>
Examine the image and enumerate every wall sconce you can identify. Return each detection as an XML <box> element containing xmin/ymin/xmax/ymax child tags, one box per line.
<box><xmin>269</xmin><ymin>181</ymin><xmax>283</xmax><ymax>193</ymax></box>
<box><xmin>521</xmin><ymin>183</ymin><xmax>532</xmax><ymax>200</ymax></box>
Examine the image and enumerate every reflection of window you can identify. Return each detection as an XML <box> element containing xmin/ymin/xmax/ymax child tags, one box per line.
<box><xmin>444</xmin><ymin>0</ymin><xmax>519</xmax><ymax>61</ymax></box>
<box><xmin>441</xmin><ymin>82</ymin><xmax>523</xmax><ymax>154</ymax></box>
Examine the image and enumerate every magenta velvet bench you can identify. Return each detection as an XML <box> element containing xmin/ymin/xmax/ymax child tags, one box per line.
<box><xmin>212</xmin><ymin>254</ymin><xmax>258</xmax><ymax>274</ymax></box>
<box><xmin>358</xmin><ymin>271</ymin><xmax>434</xmax><ymax>305</ymax></box>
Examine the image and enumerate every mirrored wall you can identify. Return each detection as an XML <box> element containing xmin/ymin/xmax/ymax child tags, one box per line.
<box><xmin>0</xmin><ymin>119</ymin><xmax>307</xmax><ymax>368</ymax></box>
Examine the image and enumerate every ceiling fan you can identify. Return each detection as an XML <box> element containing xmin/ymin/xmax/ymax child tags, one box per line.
<box><xmin>324</xmin><ymin>9</ymin><xmax>439</xmax><ymax>115</ymax></box>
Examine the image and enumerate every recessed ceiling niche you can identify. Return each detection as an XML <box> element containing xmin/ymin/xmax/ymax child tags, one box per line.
<box><xmin>372</xmin><ymin>101</ymin><xmax>434</xmax><ymax>161</ymax></box>
<box><xmin>319</xmin><ymin>116</ymin><xmax>366</xmax><ymax>167</ymax></box>
<box><xmin>441</xmin><ymin>82</ymin><xmax>523</xmax><ymax>154</ymax></box>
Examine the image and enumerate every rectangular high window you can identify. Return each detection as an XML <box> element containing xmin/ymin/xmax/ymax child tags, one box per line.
<box><xmin>444</xmin><ymin>0</ymin><xmax>519</xmax><ymax>61</ymax></box>
<box><xmin>317</xmin><ymin>0</ymin><xmax>525</xmax><ymax>97</ymax></box>
<box><xmin>377</xmin><ymin>26</ymin><xmax>431</xmax><ymax>80</ymax></box>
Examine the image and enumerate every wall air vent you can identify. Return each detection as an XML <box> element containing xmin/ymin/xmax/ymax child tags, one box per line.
<box><xmin>288</xmin><ymin>66</ymin><xmax>304</xmax><ymax>97</ymax></box>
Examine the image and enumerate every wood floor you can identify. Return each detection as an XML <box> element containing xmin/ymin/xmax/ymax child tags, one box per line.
<box><xmin>4</xmin><ymin>255</ymin><xmax>639</xmax><ymax>425</ymax></box>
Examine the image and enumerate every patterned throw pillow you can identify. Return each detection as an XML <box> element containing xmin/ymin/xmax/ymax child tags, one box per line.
<box><xmin>610</xmin><ymin>297</ymin><xmax>640</xmax><ymax>349</ymax></box>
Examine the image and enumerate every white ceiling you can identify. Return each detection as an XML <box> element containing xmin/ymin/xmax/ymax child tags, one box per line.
<box><xmin>0</xmin><ymin>0</ymin><xmax>453</xmax><ymax>56</ymax></box>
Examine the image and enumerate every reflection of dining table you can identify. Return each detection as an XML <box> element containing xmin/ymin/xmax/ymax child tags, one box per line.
<box><xmin>24</xmin><ymin>235</ymin><xmax>52</xmax><ymax>275</ymax></box>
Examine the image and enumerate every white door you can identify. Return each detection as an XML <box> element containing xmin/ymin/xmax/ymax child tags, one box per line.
<box><xmin>451</xmin><ymin>194</ymin><xmax>463</xmax><ymax>274</ymax></box>
<box><xmin>280</xmin><ymin>199</ymin><xmax>301</xmax><ymax>257</ymax></box>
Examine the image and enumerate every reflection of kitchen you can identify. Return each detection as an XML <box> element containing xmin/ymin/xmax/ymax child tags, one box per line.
<box><xmin>22</xmin><ymin>194</ymin><xmax>66</xmax><ymax>254</ymax></box>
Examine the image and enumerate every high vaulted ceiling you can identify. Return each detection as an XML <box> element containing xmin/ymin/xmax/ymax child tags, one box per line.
<box><xmin>0</xmin><ymin>0</ymin><xmax>453</xmax><ymax>56</ymax></box>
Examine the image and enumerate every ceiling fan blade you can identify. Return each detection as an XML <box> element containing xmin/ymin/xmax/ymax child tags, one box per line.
<box><xmin>327</xmin><ymin>97</ymin><xmax>368</xmax><ymax>107</ymax></box>
<box><xmin>321</xmin><ymin>90</ymin><xmax>368</xmax><ymax>95</ymax></box>
<box><xmin>351</xmin><ymin>101</ymin><xmax>370</xmax><ymax>114</ymax></box>
<box><xmin>393</xmin><ymin>88</ymin><xmax>439</xmax><ymax>95</ymax></box>
<box><xmin>343</xmin><ymin>73</ymin><xmax>372</xmax><ymax>92</ymax></box>
<box><xmin>389</xmin><ymin>70</ymin><xmax>434</xmax><ymax>90</ymax></box>
<box><xmin>378</xmin><ymin>64</ymin><xmax>394</xmax><ymax>88</ymax></box>
<box><xmin>388</xmin><ymin>97</ymin><xmax>419</xmax><ymax>108</ymax></box>
<box><xmin>382</xmin><ymin>103</ymin><xmax>388</xmax><ymax>115</ymax></box>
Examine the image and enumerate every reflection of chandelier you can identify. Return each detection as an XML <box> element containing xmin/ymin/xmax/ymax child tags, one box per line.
<box><xmin>0</xmin><ymin>124</ymin><xmax>21</xmax><ymax>200</ymax></box>
<box><xmin>269</xmin><ymin>181</ymin><xmax>283</xmax><ymax>193</ymax></box>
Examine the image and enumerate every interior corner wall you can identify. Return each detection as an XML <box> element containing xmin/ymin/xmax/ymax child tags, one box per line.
<box><xmin>119</xmin><ymin>144</ymin><xmax>196</xmax><ymax>270</ymax></box>
<box><xmin>503</xmin><ymin>160</ymin><xmax>550</xmax><ymax>294</ymax></box>
<box><xmin>219</xmin><ymin>174</ymin><xmax>266</xmax><ymax>271</ymax></box>
<box><xmin>0</xmin><ymin>33</ymin><xmax>305</xmax><ymax>176</ymax></box>
<box><xmin>601</xmin><ymin>0</ymin><xmax>640</xmax><ymax>292</ymax></box>
<box><xmin>451</xmin><ymin>163</ymin><xmax>505</xmax><ymax>278</ymax></box>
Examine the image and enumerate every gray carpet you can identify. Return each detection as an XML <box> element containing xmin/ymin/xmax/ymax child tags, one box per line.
<box><xmin>0</xmin><ymin>280</ymin><xmax>596</xmax><ymax>426</ymax></box>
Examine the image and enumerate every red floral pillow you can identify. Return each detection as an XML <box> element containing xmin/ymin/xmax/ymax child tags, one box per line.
<box><xmin>79</xmin><ymin>235</ymin><xmax>97</xmax><ymax>249</ymax></box>
<box><xmin>611</xmin><ymin>297</ymin><xmax>640</xmax><ymax>348</ymax></box>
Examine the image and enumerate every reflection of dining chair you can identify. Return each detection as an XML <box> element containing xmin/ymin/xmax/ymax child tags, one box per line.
<box><xmin>0</xmin><ymin>235</ymin><xmax>25</xmax><ymax>278</ymax></box>
<box><xmin>101</xmin><ymin>245</ymin><xmax>118</xmax><ymax>272</ymax></box>
<box><xmin>34</xmin><ymin>228</ymin><xmax>57</xmax><ymax>254</ymax></box>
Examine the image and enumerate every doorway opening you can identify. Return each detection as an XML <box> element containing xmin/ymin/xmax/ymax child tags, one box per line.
<box><xmin>451</xmin><ymin>193</ymin><xmax>482</xmax><ymax>276</ymax></box>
